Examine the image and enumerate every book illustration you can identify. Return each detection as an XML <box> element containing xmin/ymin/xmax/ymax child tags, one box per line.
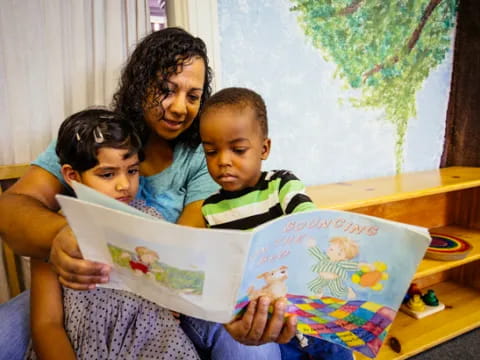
<box><xmin>308</xmin><ymin>237</ymin><xmax>364</xmax><ymax>299</ymax></box>
<box><xmin>123</xmin><ymin>245</ymin><xmax>162</xmax><ymax>279</ymax></box>
<box><xmin>234</xmin><ymin>235</ymin><xmax>395</xmax><ymax>358</ymax></box>
<box><xmin>232</xmin><ymin>213</ymin><xmax>429</xmax><ymax>358</ymax></box>
<box><xmin>289</xmin><ymin>296</ymin><xmax>394</xmax><ymax>358</ymax></box>
<box><xmin>351</xmin><ymin>261</ymin><xmax>389</xmax><ymax>291</ymax></box>
<box><xmin>247</xmin><ymin>265</ymin><xmax>289</xmax><ymax>300</ymax></box>
<box><xmin>56</xmin><ymin>182</ymin><xmax>430</xmax><ymax>358</ymax></box>
<box><xmin>108</xmin><ymin>243</ymin><xmax>205</xmax><ymax>295</ymax></box>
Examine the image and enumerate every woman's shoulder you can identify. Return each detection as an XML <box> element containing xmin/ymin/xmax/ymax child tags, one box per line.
<box><xmin>31</xmin><ymin>139</ymin><xmax>67</xmax><ymax>186</ymax></box>
<box><xmin>32</xmin><ymin>139</ymin><xmax>58</xmax><ymax>165</ymax></box>
<box><xmin>140</xmin><ymin>144</ymin><xmax>207</xmax><ymax>185</ymax></box>
<box><xmin>173</xmin><ymin>143</ymin><xmax>205</xmax><ymax>164</ymax></box>
<box><xmin>169</xmin><ymin>143</ymin><xmax>209</xmax><ymax>176</ymax></box>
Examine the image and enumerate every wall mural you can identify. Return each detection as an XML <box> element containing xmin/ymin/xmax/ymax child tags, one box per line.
<box><xmin>218</xmin><ymin>0</ymin><xmax>457</xmax><ymax>185</ymax></box>
<box><xmin>289</xmin><ymin>0</ymin><xmax>457</xmax><ymax>172</ymax></box>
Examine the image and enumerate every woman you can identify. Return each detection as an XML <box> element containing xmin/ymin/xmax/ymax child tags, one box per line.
<box><xmin>0</xmin><ymin>28</ymin><xmax>296</xmax><ymax>359</ymax></box>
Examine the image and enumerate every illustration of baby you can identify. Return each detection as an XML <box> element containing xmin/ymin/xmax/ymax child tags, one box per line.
<box><xmin>308</xmin><ymin>236</ymin><xmax>362</xmax><ymax>299</ymax></box>
<box><xmin>122</xmin><ymin>246</ymin><xmax>162</xmax><ymax>280</ymax></box>
<box><xmin>247</xmin><ymin>265</ymin><xmax>288</xmax><ymax>301</ymax></box>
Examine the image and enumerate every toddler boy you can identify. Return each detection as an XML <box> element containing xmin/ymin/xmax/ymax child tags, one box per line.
<box><xmin>182</xmin><ymin>87</ymin><xmax>354</xmax><ymax>360</ymax></box>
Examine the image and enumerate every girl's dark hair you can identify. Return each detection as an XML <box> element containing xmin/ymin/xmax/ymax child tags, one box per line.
<box><xmin>56</xmin><ymin>108</ymin><xmax>143</xmax><ymax>173</ymax></box>
<box><xmin>112</xmin><ymin>27</ymin><xmax>213</xmax><ymax>148</ymax></box>
<box><xmin>201</xmin><ymin>87</ymin><xmax>268</xmax><ymax>137</ymax></box>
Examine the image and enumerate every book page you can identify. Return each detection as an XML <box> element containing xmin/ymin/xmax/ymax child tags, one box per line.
<box><xmin>57</xmin><ymin>194</ymin><xmax>251</xmax><ymax>323</ymax></box>
<box><xmin>71</xmin><ymin>181</ymin><xmax>155</xmax><ymax>219</ymax></box>
<box><xmin>234</xmin><ymin>209</ymin><xmax>430</xmax><ymax>358</ymax></box>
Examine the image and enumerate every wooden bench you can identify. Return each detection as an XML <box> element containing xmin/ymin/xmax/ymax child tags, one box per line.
<box><xmin>0</xmin><ymin>164</ymin><xmax>30</xmax><ymax>298</ymax></box>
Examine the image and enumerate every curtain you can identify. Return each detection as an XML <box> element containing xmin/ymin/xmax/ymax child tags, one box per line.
<box><xmin>0</xmin><ymin>0</ymin><xmax>150</xmax><ymax>165</ymax></box>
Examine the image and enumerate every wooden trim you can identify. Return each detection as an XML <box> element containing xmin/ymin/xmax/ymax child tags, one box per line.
<box><xmin>307</xmin><ymin>166</ymin><xmax>480</xmax><ymax>210</ymax></box>
<box><xmin>1</xmin><ymin>242</ymin><xmax>22</xmax><ymax>297</ymax></box>
<box><xmin>0</xmin><ymin>164</ymin><xmax>29</xmax><ymax>181</ymax></box>
<box><xmin>0</xmin><ymin>163</ymin><xmax>29</xmax><ymax>299</ymax></box>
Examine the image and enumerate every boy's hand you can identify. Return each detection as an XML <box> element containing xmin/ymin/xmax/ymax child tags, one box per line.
<box><xmin>49</xmin><ymin>224</ymin><xmax>111</xmax><ymax>290</ymax></box>
<box><xmin>224</xmin><ymin>296</ymin><xmax>297</xmax><ymax>345</ymax></box>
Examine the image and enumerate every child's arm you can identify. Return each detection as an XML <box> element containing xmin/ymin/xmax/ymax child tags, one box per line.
<box><xmin>30</xmin><ymin>258</ymin><xmax>76</xmax><ymax>360</ymax></box>
<box><xmin>177</xmin><ymin>199</ymin><xmax>207</xmax><ymax>228</ymax></box>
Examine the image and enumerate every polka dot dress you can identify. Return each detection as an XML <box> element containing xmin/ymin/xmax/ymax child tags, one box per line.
<box><xmin>129</xmin><ymin>199</ymin><xmax>165</xmax><ymax>220</ymax></box>
<box><xmin>25</xmin><ymin>198</ymin><xmax>199</xmax><ymax>359</ymax></box>
<box><xmin>25</xmin><ymin>287</ymin><xmax>200</xmax><ymax>359</ymax></box>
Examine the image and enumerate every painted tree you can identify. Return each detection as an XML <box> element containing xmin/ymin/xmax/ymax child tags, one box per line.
<box><xmin>290</xmin><ymin>0</ymin><xmax>457</xmax><ymax>172</ymax></box>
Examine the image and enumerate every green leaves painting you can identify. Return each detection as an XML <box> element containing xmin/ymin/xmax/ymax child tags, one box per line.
<box><xmin>290</xmin><ymin>0</ymin><xmax>457</xmax><ymax>172</ymax></box>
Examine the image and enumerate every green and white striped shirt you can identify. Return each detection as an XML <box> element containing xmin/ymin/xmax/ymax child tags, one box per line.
<box><xmin>202</xmin><ymin>170</ymin><xmax>317</xmax><ymax>229</ymax></box>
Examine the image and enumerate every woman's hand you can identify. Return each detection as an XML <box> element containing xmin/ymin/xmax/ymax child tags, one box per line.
<box><xmin>224</xmin><ymin>296</ymin><xmax>297</xmax><ymax>346</ymax></box>
<box><xmin>49</xmin><ymin>224</ymin><xmax>111</xmax><ymax>290</ymax></box>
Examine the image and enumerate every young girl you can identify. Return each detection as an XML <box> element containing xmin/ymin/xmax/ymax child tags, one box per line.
<box><xmin>25</xmin><ymin>108</ymin><xmax>199</xmax><ymax>360</ymax></box>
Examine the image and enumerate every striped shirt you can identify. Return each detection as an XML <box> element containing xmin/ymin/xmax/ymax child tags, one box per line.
<box><xmin>309</xmin><ymin>246</ymin><xmax>358</xmax><ymax>280</ymax></box>
<box><xmin>201</xmin><ymin>170</ymin><xmax>317</xmax><ymax>229</ymax></box>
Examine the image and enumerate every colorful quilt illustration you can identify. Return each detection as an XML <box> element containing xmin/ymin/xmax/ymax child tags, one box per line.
<box><xmin>235</xmin><ymin>295</ymin><xmax>395</xmax><ymax>358</ymax></box>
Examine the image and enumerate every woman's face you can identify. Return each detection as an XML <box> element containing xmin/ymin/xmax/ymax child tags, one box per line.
<box><xmin>144</xmin><ymin>56</ymin><xmax>205</xmax><ymax>142</ymax></box>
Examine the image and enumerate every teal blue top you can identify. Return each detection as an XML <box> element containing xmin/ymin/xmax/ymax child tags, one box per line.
<box><xmin>32</xmin><ymin>141</ymin><xmax>219</xmax><ymax>223</ymax></box>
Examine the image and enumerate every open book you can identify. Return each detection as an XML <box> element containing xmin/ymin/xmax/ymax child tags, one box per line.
<box><xmin>57</xmin><ymin>182</ymin><xmax>430</xmax><ymax>358</ymax></box>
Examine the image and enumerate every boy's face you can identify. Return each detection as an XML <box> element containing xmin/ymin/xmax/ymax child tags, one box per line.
<box><xmin>200</xmin><ymin>106</ymin><xmax>271</xmax><ymax>192</ymax></box>
<box><xmin>63</xmin><ymin>148</ymin><xmax>140</xmax><ymax>203</ymax></box>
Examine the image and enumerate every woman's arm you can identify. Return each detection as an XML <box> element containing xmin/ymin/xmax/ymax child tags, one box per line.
<box><xmin>30</xmin><ymin>258</ymin><xmax>76</xmax><ymax>360</ymax></box>
<box><xmin>0</xmin><ymin>166</ymin><xmax>66</xmax><ymax>258</ymax></box>
<box><xmin>0</xmin><ymin>165</ymin><xmax>110</xmax><ymax>289</ymax></box>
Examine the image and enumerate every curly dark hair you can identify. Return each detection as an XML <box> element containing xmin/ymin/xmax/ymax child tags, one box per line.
<box><xmin>56</xmin><ymin>108</ymin><xmax>143</xmax><ymax>173</ymax></box>
<box><xmin>201</xmin><ymin>87</ymin><xmax>268</xmax><ymax>137</ymax></box>
<box><xmin>112</xmin><ymin>27</ymin><xmax>213</xmax><ymax>148</ymax></box>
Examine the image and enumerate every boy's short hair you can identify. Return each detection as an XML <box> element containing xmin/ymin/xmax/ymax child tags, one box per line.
<box><xmin>201</xmin><ymin>87</ymin><xmax>268</xmax><ymax>137</ymax></box>
<box><xmin>56</xmin><ymin>108</ymin><xmax>143</xmax><ymax>172</ymax></box>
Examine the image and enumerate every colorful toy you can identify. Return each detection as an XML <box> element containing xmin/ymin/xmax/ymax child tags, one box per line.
<box><xmin>422</xmin><ymin>289</ymin><xmax>439</xmax><ymax>306</ymax></box>
<box><xmin>426</xmin><ymin>233</ymin><xmax>472</xmax><ymax>261</ymax></box>
<box><xmin>407</xmin><ymin>282</ymin><xmax>422</xmax><ymax>296</ymax></box>
<box><xmin>407</xmin><ymin>294</ymin><xmax>425</xmax><ymax>312</ymax></box>
<box><xmin>352</xmin><ymin>261</ymin><xmax>389</xmax><ymax>290</ymax></box>
<box><xmin>400</xmin><ymin>287</ymin><xmax>445</xmax><ymax>319</ymax></box>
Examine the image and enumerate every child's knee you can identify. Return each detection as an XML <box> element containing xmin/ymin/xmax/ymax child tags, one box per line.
<box><xmin>180</xmin><ymin>316</ymin><xmax>223</xmax><ymax>349</ymax></box>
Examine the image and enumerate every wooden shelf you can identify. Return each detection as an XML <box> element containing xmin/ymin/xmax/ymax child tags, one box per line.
<box><xmin>355</xmin><ymin>281</ymin><xmax>480</xmax><ymax>360</ymax></box>
<box><xmin>0</xmin><ymin>163</ymin><xmax>29</xmax><ymax>181</ymax></box>
<box><xmin>307</xmin><ymin>167</ymin><xmax>480</xmax><ymax>359</ymax></box>
<box><xmin>307</xmin><ymin>167</ymin><xmax>480</xmax><ymax>210</ymax></box>
<box><xmin>414</xmin><ymin>225</ymin><xmax>480</xmax><ymax>279</ymax></box>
